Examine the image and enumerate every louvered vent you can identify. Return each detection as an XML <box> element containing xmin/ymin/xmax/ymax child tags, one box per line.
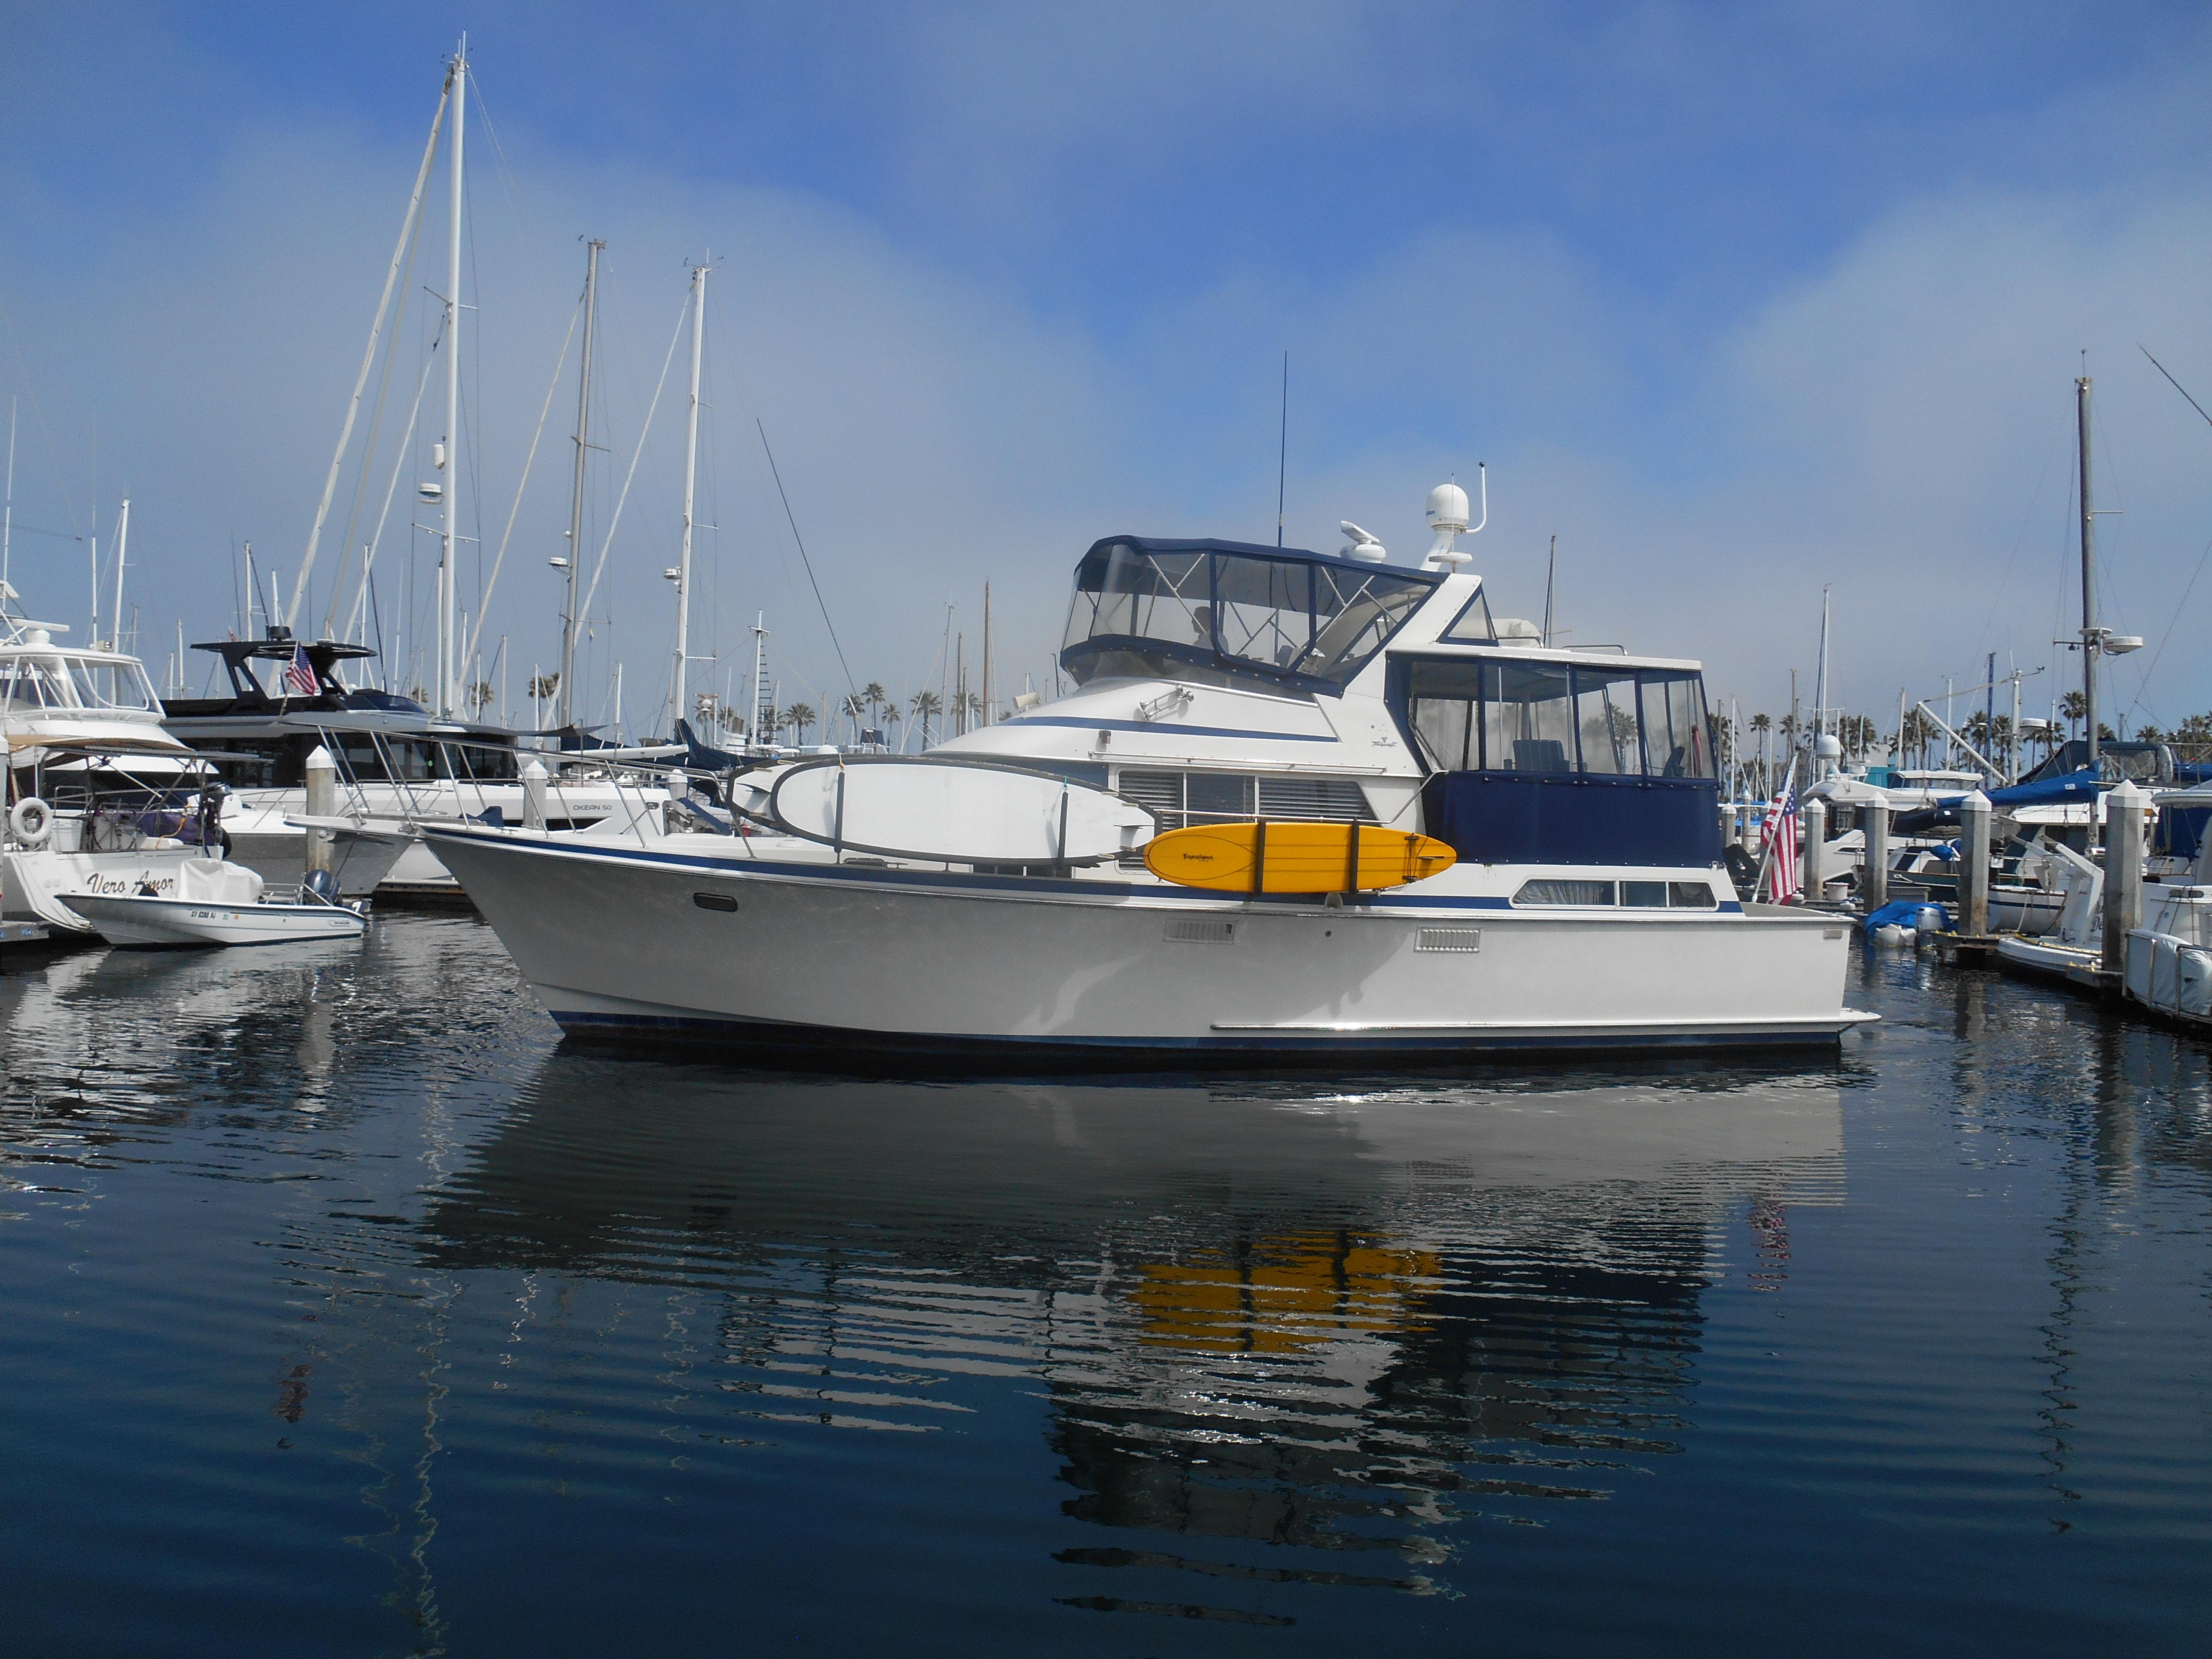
<box><xmin>1117</xmin><ymin>769</ymin><xmax>1184</xmax><ymax>828</ymax></box>
<box><xmin>1415</xmin><ymin>927</ymin><xmax>1482</xmax><ymax>953</ymax></box>
<box><xmin>1164</xmin><ymin>918</ymin><xmax>1235</xmax><ymax>945</ymax></box>
<box><xmin>1255</xmin><ymin>775</ymin><xmax>1375</xmax><ymax>822</ymax></box>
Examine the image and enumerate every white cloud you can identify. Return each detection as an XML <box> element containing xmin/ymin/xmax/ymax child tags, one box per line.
<box><xmin>6</xmin><ymin>31</ymin><xmax>2212</xmax><ymax>741</ymax></box>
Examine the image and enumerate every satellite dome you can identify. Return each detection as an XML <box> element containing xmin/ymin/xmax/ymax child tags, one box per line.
<box><xmin>1425</xmin><ymin>483</ymin><xmax>1470</xmax><ymax>533</ymax></box>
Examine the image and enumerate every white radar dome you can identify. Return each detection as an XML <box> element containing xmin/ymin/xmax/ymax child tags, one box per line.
<box><xmin>1425</xmin><ymin>483</ymin><xmax>1470</xmax><ymax>533</ymax></box>
<box><xmin>1814</xmin><ymin>733</ymin><xmax>1843</xmax><ymax>760</ymax></box>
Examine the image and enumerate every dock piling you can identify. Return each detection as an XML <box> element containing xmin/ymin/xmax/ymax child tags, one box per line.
<box><xmin>2104</xmin><ymin>779</ymin><xmax>2147</xmax><ymax>973</ymax></box>
<box><xmin>1959</xmin><ymin>790</ymin><xmax>1991</xmax><ymax>938</ymax></box>
<box><xmin>522</xmin><ymin>758</ymin><xmax>550</xmax><ymax>833</ymax></box>
<box><xmin>304</xmin><ymin>746</ymin><xmax>338</xmax><ymax>877</ymax></box>
<box><xmin>1802</xmin><ymin>797</ymin><xmax>1827</xmax><ymax>900</ymax></box>
<box><xmin>1863</xmin><ymin>793</ymin><xmax>1889</xmax><ymax>913</ymax></box>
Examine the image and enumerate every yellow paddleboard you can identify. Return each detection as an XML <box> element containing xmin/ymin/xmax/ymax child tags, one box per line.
<box><xmin>1144</xmin><ymin>821</ymin><xmax>1457</xmax><ymax>894</ymax></box>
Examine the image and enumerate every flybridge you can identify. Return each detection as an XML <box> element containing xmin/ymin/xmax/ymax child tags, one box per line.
<box><xmin>188</xmin><ymin>633</ymin><xmax>384</xmax><ymax>711</ymax></box>
<box><xmin>1060</xmin><ymin>537</ymin><xmax>1439</xmax><ymax>696</ymax></box>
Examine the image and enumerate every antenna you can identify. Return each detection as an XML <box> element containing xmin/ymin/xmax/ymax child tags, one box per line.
<box><xmin>1542</xmin><ymin>534</ymin><xmax>1556</xmax><ymax>647</ymax></box>
<box><xmin>1275</xmin><ymin>350</ymin><xmax>1288</xmax><ymax>548</ymax></box>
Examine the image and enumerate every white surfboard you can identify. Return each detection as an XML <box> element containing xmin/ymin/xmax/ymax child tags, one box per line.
<box><xmin>766</xmin><ymin>759</ymin><xmax>1154</xmax><ymax>864</ymax></box>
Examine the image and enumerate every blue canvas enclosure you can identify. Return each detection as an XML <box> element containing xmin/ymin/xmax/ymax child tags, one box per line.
<box><xmin>1394</xmin><ymin>654</ymin><xmax>1722</xmax><ymax>867</ymax></box>
<box><xmin>1422</xmin><ymin>771</ymin><xmax>1723</xmax><ymax>867</ymax></box>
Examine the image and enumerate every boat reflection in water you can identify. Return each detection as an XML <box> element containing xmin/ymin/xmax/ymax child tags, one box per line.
<box><xmin>421</xmin><ymin>1061</ymin><xmax>1842</xmax><ymax>1607</ymax></box>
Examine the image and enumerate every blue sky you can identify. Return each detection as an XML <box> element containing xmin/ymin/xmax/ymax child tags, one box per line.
<box><xmin>4</xmin><ymin>3</ymin><xmax>2210</xmax><ymax>736</ymax></box>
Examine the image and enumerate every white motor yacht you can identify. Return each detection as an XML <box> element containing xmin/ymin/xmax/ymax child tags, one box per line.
<box><xmin>423</xmin><ymin>488</ymin><xmax>1873</xmax><ymax>1066</ymax></box>
<box><xmin>163</xmin><ymin>632</ymin><xmax>664</xmax><ymax>901</ymax></box>
<box><xmin>1</xmin><ymin>606</ymin><xmax>249</xmax><ymax>933</ymax></box>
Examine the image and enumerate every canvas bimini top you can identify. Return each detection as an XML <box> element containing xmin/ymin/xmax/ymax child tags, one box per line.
<box><xmin>1060</xmin><ymin>537</ymin><xmax>1440</xmax><ymax>697</ymax></box>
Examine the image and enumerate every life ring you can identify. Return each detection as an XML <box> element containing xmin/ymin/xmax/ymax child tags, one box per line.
<box><xmin>9</xmin><ymin>796</ymin><xmax>54</xmax><ymax>847</ymax></box>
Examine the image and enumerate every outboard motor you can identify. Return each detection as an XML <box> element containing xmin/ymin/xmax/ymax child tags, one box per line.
<box><xmin>194</xmin><ymin>779</ymin><xmax>230</xmax><ymax>857</ymax></box>
<box><xmin>302</xmin><ymin>868</ymin><xmax>343</xmax><ymax>907</ymax></box>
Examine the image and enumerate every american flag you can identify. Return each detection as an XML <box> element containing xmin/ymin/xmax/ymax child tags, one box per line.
<box><xmin>281</xmin><ymin>644</ymin><xmax>319</xmax><ymax>697</ymax></box>
<box><xmin>1760</xmin><ymin>763</ymin><xmax>1801</xmax><ymax>903</ymax></box>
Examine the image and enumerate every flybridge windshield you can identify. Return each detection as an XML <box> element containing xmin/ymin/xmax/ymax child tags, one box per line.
<box><xmin>0</xmin><ymin>653</ymin><xmax>160</xmax><ymax>713</ymax></box>
<box><xmin>1061</xmin><ymin>539</ymin><xmax>1436</xmax><ymax>693</ymax></box>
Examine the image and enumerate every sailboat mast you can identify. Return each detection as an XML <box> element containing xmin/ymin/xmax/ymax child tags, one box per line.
<box><xmin>2076</xmin><ymin>374</ymin><xmax>2098</xmax><ymax>767</ymax></box>
<box><xmin>750</xmin><ymin>613</ymin><xmax>767</xmax><ymax>749</ymax></box>
<box><xmin>672</xmin><ymin>262</ymin><xmax>707</xmax><ymax>736</ymax></box>
<box><xmin>2</xmin><ymin>398</ymin><xmax>15</xmax><ymax>602</ymax></box>
<box><xmin>438</xmin><ymin>36</ymin><xmax>466</xmax><ymax>718</ymax></box>
<box><xmin>559</xmin><ymin>238</ymin><xmax>604</xmax><ymax>729</ymax></box>
<box><xmin>1814</xmin><ymin>585</ymin><xmax>1830</xmax><ymax>743</ymax></box>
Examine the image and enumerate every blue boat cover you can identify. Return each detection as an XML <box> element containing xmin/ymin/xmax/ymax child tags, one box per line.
<box><xmin>1864</xmin><ymin>899</ymin><xmax>1952</xmax><ymax>936</ymax></box>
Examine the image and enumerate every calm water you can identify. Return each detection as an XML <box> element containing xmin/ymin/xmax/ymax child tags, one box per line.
<box><xmin>3</xmin><ymin>918</ymin><xmax>2209</xmax><ymax>1655</ymax></box>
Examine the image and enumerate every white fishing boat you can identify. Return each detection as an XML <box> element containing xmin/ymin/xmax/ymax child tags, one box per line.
<box><xmin>426</xmin><ymin>484</ymin><xmax>1874</xmax><ymax>1066</ymax></box>
<box><xmin>2</xmin><ymin>600</ymin><xmax>408</xmax><ymax>930</ymax></box>
<box><xmin>61</xmin><ymin>859</ymin><xmax>368</xmax><ymax>948</ymax></box>
<box><xmin>3</xmin><ymin>601</ymin><xmax>227</xmax><ymax>933</ymax></box>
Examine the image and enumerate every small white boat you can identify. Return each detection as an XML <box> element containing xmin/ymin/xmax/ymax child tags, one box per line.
<box><xmin>61</xmin><ymin>858</ymin><xmax>367</xmax><ymax>948</ymax></box>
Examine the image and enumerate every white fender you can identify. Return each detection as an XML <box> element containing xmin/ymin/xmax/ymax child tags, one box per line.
<box><xmin>9</xmin><ymin>796</ymin><xmax>54</xmax><ymax>847</ymax></box>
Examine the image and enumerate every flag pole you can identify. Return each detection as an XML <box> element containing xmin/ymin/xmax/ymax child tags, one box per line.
<box><xmin>1752</xmin><ymin>754</ymin><xmax>1798</xmax><ymax>903</ymax></box>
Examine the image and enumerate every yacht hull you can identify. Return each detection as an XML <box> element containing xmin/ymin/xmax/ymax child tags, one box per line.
<box><xmin>428</xmin><ymin>826</ymin><xmax>1871</xmax><ymax>1068</ymax></box>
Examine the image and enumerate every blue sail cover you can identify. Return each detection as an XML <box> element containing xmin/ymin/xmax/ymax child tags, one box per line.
<box><xmin>1892</xmin><ymin>766</ymin><xmax>2102</xmax><ymax>835</ymax></box>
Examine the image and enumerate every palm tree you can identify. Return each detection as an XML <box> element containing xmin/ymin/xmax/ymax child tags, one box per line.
<box><xmin>841</xmin><ymin>692</ymin><xmax>869</xmax><ymax>744</ymax></box>
<box><xmin>1747</xmin><ymin>712</ymin><xmax>1772</xmax><ymax>797</ymax></box>
<box><xmin>1898</xmin><ymin>708</ymin><xmax>1936</xmax><ymax>770</ymax></box>
<box><xmin>786</xmin><ymin>702</ymin><xmax>817</xmax><ymax>745</ymax></box>
<box><xmin>2060</xmin><ymin>689</ymin><xmax>2087</xmax><ymax>739</ymax></box>
<box><xmin>910</xmin><ymin>688</ymin><xmax>942</xmax><ymax>748</ymax></box>
<box><xmin>862</xmin><ymin>681</ymin><xmax>887</xmax><ymax>736</ymax></box>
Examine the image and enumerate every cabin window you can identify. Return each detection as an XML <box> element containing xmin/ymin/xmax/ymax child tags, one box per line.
<box><xmin>1404</xmin><ymin>658</ymin><xmax>1714</xmax><ymax>780</ymax></box>
<box><xmin>67</xmin><ymin>659</ymin><xmax>159</xmax><ymax>711</ymax></box>
<box><xmin>1638</xmin><ymin>672</ymin><xmax>1713</xmax><ymax>778</ymax></box>
<box><xmin>0</xmin><ymin>657</ymin><xmax>70</xmax><ymax>710</ymax></box>
<box><xmin>1438</xmin><ymin>588</ymin><xmax>1498</xmax><ymax>644</ymax></box>
<box><xmin>1480</xmin><ymin>662</ymin><xmax>1577</xmax><ymax>774</ymax></box>
<box><xmin>1515</xmin><ymin>879</ymin><xmax>1616</xmax><ymax>906</ymax></box>
<box><xmin>1186</xmin><ymin>772</ymin><xmax>1256</xmax><ymax>820</ymax></box>
<box><xmin>1573</xmin><ymin>667</ymin><xmax>1642</xmax><ymax>775</ymax></box>
<box><xmin>1513</xmin><ymin>878</ymin><xmax>1720</xmax><ymax>908</ymax></box>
